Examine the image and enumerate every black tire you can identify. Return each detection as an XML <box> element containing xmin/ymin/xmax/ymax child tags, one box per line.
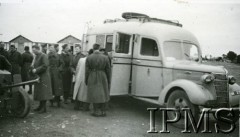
<box><xmin>166</xmin><ymin>89</ymin><xmax>199</xmax><ymax>128</ymax></box>
<box><xmin>11</xmin><ymin>87</ymin><xmax>31</xmax><ymax>118</ymax></box>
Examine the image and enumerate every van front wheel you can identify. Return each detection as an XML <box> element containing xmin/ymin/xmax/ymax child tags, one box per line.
<box><xmin>166</xmin><ymin>89</ymin><xmax>199</xmax><ymax>128</ymax></box>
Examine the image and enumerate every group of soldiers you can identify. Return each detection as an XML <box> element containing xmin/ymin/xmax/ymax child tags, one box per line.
<box><xmin>0</xmin><ymin>42</ymin><xmax>111</xmax><ymax>117</ymax></box>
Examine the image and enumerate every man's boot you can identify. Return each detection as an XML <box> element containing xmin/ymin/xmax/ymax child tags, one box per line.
<box><xmin>56</xmin><ymin>96</ymin><xmax>61</xmax><ymax>108</ymax></box>
<box><xmin>49</xmin><ymin>99</ymin><xmax>54</xmax><ymax>107</ymax></box>
<box><xmin>33</xmin><ymin>101</ymin><xmax>42</xmax><ymax>112</ymax></box>
<box><xmin>100</xmin><ymin>103</ymin><xmax>106</xmax><ymax>117</ymax></box>
<box><xmin>91</xmin><ymin>103</ymin><xmax>101</xmax><ymax>117</ymax></box>
<box><xmin>74</xmin><ymin>101</ymin><xmax>80</xmax><ymax>110</ymax></box>
<box><xmin>82</xmin><ymin>102</ymin><xmax>90</xmax><ymax>111</ymax></box>
<box><xmin>38</xmin><ymin>101</ymin><xmax>47</xmax><ymax>114</ymax></box>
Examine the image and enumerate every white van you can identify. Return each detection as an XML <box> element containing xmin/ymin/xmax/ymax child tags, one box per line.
<box><xmin>82</xmin><ymin>12</ymin><xmax>240</xmax><ymax>123</ymax></box>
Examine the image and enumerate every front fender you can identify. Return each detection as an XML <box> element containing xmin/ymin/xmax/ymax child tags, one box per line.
<box><xmin>229</xmin><ymin>83</ymin><xmax>240</xmax><ymax>107</ymax></box>
<box><xmin>158</xmin><ymin>79</ymin><xmax>214</xmax><ymax>106</ymax></box>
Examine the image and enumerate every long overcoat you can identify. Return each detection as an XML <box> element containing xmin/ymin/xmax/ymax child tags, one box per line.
<box><xmin>0</xmin><ymin>49</ymin><xmax>9</xmax><ymax>60</ymax></box>
<box><xmin>0</xmin><ymin>55</ymin><xmax>11</xmax><ymax>71</ymax></box>
<box><xmin>9</xmin><ymin>50</ymin><xmax>22</xmax><ymax>74</ymax></box>
<box><xmin>85</xmin><ymin>51</ymin><xmax>111</xmax><ymax>103</ymax></box>
<box><xmin>73</xmin><ymin>57</ymin><xmax>88</xmax><ymax>102</ymax></box>
<box><xmin>48</xmin><ymin>52</ymin><xmax>63</xmax><ymax>96</ymax></box>
<box><xmin>33</xmin><ymin>52</ymin><xmax>52</xmax><ymax>101</ymax></box>
<box><xmin>60</xmin><ymin>52</ymin><xmax>72</xmax><ymax>92</ymax></box>
<box><xmin>21</xmin><ymin>51</ymin><xmax>33</xmax><ymax>82</ymax></box>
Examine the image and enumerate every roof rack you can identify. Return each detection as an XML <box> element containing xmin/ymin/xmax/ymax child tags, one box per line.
<box><xmin>122</xmin><ymin>12</ymin><xmax>149</xmax><ymax>19</ymax></box>
<box><xmin>122</xmin><ymin>12</ymin><xmax>183</xmax><ymax>27</ymax></box>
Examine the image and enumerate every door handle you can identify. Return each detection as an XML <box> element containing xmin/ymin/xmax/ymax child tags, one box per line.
<box><xmin>135</xmin><ymin>60</ymin><xmax>141</xmax><ymax>63</ymax></box>
<box><xmin>184</xmin><ymin>71</ymin><xmax>192</xmax><ymax>74</ymax></box>
<box><xmin>113</xmin><ymin>58</ymin><xmax>118</xmax><ymax>61</ymax></box>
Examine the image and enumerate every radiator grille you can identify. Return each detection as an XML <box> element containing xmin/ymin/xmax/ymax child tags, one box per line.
<box><xmin>213</xmin><ymin>74</ymin><xmax>229</xmax><ymax>107</ymax></box>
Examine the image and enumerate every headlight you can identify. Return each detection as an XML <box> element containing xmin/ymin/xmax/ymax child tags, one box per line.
<box><xmin>201</xmin><ymin>74</ymin><xmax>214</xmax><ymax>84</ymax></box>
<box><xmin>228</xmin><ymin>75</ymin><xmax>236</xmax><ymax>85</ymax></box>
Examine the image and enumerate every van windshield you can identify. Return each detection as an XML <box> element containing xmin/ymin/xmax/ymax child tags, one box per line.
<box><xmin>163</xmin><ymin>41</ymin><xmax>199</xmax><ymax>62</ymax></box>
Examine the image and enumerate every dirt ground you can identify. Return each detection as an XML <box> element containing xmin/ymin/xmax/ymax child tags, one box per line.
<box><xmin>0</xmin><ymin>61</ymin><xmax>239</xmax><ymax>137</ymax></box>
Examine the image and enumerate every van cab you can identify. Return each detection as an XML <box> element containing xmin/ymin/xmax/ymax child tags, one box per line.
<box><xmin>82</xmin><ymin>12</ymin><xmax>240</xmax><ymax>123</ymax></box>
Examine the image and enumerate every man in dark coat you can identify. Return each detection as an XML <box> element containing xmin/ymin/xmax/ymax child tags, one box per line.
<box><xmin>48</xmin><ymin>44</ymin><xmax>63</xmax><ymax>107</ymax></box>
<box><xmin>0</xmin><ymin>55</ymin><xmax>11</xmax><ymax>71</ymax></box>
<box><xmin>60</xmin><ymin>44</ymin><xmax>73</xmax><ymax>104</ymax></box>
<box><xmin>9</xmin><ymin>45</ymin><xmax>22</xmax><ymax>74</ymax></box>
<box><xmin>85</xmin><ymin>44</ymin><xmax>111</xmax><ymax>117</ymax></box>
<box><xmin>21</xmin><ymin>46</ymin><xmax>33</xmax><ymax>94</ymax></box>
<box><xmin>0</xmin><ymin>42</ymin><xmax>9</xmax><ymax>60</ymax></box>
<box><xmin>8</xmin><ymin>45</ymin><xmax>22</xmax><ymax>84</ymax></box>
<box><xmin>41</xmin><ymin>44</ymin><xmax>48</xmax><ymax>54</ymax></box>
<box><xmin>31</xmin><ymin>45</ymin><xmax>52</xmax><ymax>113</ymax></box>
<box><xmin>71</xmin><ymin>45</ymin><xmax>85</xmax><ymax>74</ymax></box>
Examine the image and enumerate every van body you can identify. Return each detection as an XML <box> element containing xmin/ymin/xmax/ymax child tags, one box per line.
<box><xmin>82</xmin><ymin>14</ymin><xmax>240</xmax><ymax>116</ymax></box>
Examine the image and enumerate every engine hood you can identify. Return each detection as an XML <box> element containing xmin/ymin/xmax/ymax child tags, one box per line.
<box><xmin>165</xmin><ymin>61</ymin><xmax>226</xmax><ymax>74</ymax></box>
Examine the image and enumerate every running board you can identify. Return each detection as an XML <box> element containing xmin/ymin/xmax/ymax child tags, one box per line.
<box><xmin>132</xmin><ymin>96</ymin><xmax>160</xmax><ymax>106</ymax></box>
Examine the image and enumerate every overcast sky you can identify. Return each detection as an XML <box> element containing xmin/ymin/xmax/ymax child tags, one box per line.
<box><xmin>0</xmin><ymin>0</ymin><xmax>239</xmax><ymax>56</ymax></box>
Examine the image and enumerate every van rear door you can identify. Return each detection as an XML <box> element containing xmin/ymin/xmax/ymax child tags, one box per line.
<box><xmin>110</xmin><ymin>32</ymin><xmax>134</xmax><ymax>95</ymax></box>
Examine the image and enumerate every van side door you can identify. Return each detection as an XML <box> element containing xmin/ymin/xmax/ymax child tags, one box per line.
<box><xmin>131</xmin><ymin>36</ymin><xmax>163</xmax><ymax>97</ymax></box>
<box><xmin>110</xmin><ymin>32</ymin><xmax>134</xmax><ymax>95</ymax></box>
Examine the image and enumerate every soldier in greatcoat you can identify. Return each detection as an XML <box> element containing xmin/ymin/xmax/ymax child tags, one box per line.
<box><xmin>60</xmin><ymin>44</ymin><xmax>73</xmax><ymax>104</ymax></box>
<box><xmin>41</xmin><ymin>44</ymin><xmax>48</xmax><ymax>54</ymax></box>
<box><xmin>0</xmin><ymin>42</ymin><xmax>9</xmax><ymax>60</ymax></box>
<box><xmin>85</xmin><ymin>44</ymin><xmax>111</xmax><ymax>117</ymax></box>
<box><xmin>31</xmin><ymin>45</ymin><xmax>52</xmax><ymax>113</ymax></box>
<box><xmin>0</xmin><ymin>54</ymin><xmax>11</xmax><ymax>71</ymax></box>
<box><xmin>8</xmin><ymin>45</ymin><xmax>22</xmax><ymax>83</ymax></box>
<box><xmin>48</xmin><ymin>44</ymin><xmax>63</xmax><ymax>107</ymax></box>
<box><xmin>21</xmin><ymin>46</ymin><xmax>33</xmax><ymax>94</ymax></box>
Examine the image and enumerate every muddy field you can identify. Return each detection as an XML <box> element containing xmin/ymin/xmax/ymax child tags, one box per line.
<box><xmin>0</xmin><ymin>61</ymin><xmax>239</xmax><ymax>137</ymax></box>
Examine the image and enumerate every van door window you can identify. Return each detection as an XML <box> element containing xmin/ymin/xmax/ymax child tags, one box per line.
<box><xmin>140</xmin><ymin>38</ymin><xmax>159</xmax><ymax>56</ymax></box>
<box><xmin>106</xmin><ymin>35</ymin><xmax>113</xmax><ymax>52</ymax></box>
<box><xmin>115</xmin><ymin>33</ymin><xmax>131</xmax><ymax>54</ymax></box>
<box><xmin>96</xmin><ymin>35</ymin><xmax>105</xmax><ymax>48</ymax></box>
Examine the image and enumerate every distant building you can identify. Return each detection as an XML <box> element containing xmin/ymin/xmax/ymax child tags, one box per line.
<box><xmin>34</xmin><ymin>42</ymin><xmax>56</xmax><ymax>54</ymax></box>
<box><xmin>3</xmin><ymin>34</ymin><xmax>82</xmax><ymax>54</ymax></box>
<box><xmin>9</xmin><ymin>35</ymin><xmax>33</xmax><ymax>53</ymax></box>
<box><xmin>5</xmin><ymin>35</ymin><xmax>56</xmax><ymax>53</ymax></box>
<box><xmin>57</xmin><ymin>35</ymin><xmax>81</xmax><ymax>54</ymax></box>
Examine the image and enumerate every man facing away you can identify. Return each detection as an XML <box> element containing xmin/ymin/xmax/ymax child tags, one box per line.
<box><xmin>85</xmin><ymin>44</ymin><xmax>111</xmax><ymax>117</ymax></box>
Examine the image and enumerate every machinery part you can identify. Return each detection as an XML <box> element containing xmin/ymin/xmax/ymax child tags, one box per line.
<box><xmin>10</xmin><ymin>87</ymin><xmax>31</xmax><ymax>118</ymax></box>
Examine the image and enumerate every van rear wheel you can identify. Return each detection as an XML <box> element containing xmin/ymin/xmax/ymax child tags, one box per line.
<box><xmin>166</xmin><ymin>89</ymin><xmax>199</xmax><ymax>128</ymax></box>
